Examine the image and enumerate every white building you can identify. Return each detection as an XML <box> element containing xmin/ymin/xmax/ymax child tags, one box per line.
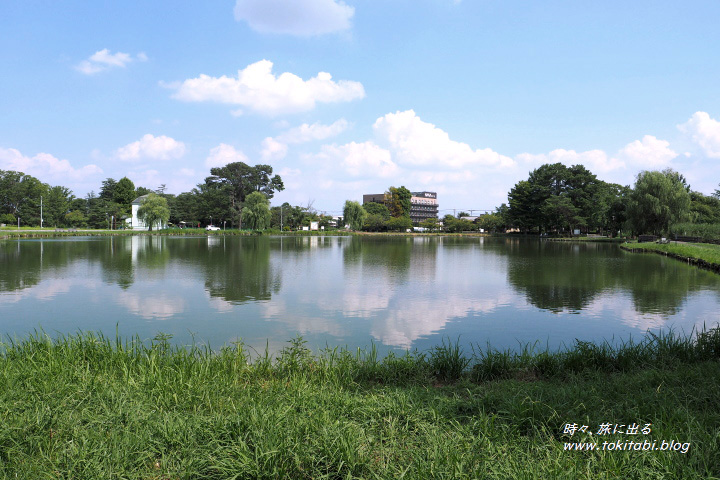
<box><xmin>128</xmin><ymin>194</ymin><xmax>168</xmax><ymax>231</ymax></box>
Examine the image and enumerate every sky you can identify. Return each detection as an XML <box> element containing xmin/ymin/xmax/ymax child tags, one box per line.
<box><xmin>1</xmin><ymin>0</ymin><xmax>720</xmax><ymax>216</ymax></box>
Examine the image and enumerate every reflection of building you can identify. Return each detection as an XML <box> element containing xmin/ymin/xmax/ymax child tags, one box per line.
<box><xmin>362</xmin><ymin>191</ymin><xmax>439</xmax><ymax>224</ymax></box>
<box><xmin>129</xmin><ymin>195</ymin><xmax>168</xmax><ymax>231</ymax></box>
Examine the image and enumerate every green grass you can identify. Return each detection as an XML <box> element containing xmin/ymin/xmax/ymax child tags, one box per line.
<box><xmin>622</xmin><ymin>241</ymin><xmax>720</xmax><ymax>270</ymax></box>
<box><xmin>1</xmin><ymin>328</ymin><xmax>719</xmax><ymax>479</ymax></box>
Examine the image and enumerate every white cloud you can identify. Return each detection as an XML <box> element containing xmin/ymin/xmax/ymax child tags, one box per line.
<box><xmin>373</xmin><ymin>110</ymin><xmax>514</xmax><ymax>169</ymax></box>
<box><xmin>115</xmin><ymin>291</ymin><xmax>186</xmax><ymax>320</ymax></box>
<box><xmin>234</xmin><ymin>0</ymin><xmax>354</xmax><ymax>36</ymax></box>
<box><xmin>517</xmin><ymin>149</ymin><xmax>625</xmax><ymax>174</ymax></box>
<box><xmin>178</xmin><ymin>168</ymin><xmax>195</xmax><ymax>177</ymax></box>
<box><xmin>75</xmin><ymin>49</ymin><xmax>146</xmax><ymax>75</ymax></box>
<box><xmin>260</xmin><ymin>119</ymin><xmax>348</xmax><ymax>162</ymax></box>
<box><xmin>168</xmin><ymin>60</ymin><xmax>365</xmax><ymax>116</ymax></box>
<box><xmin>0</xmin><ymin>147</ymin><xmax>102</xmax><ymax>182</ymax></box>
<box><xmin>515</xmin><ymin>135</ymin><xmax>675</xmax><ymax>177</ymax></box>
<box><xmin>309</xmin><ymin>141</ymin><xmax>398</xmax><ymax>178</ymax></box>
<box><xmin>115</xmin><ymin>134</ymin><xmax>185</xmax><ymax>162</ymax></box>
<box><xmin>678</xmin><ymin>111</ymin><xmax>720</xmax><ymax>158</ymax></box>
<box><xmin>205</xmin><ymin>144</ymin><xmax>249</xmax><ymax>169</ymax></box>
<box><xmin>260</xmin><ymin>137</ymin><xmax>288</xmax><ymax>162</ymax></box>
<box><xmin>277</xmin><ymin>119</ymin><xmax>348</xmax><ymax>144</ymax></box>
<box><xmin>617</xmin><ymin>135</ymin><xmax>677</xmax><ymax>168</ymax></box>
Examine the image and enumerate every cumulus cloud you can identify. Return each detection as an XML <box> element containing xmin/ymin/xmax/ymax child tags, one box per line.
<box><xmin>234</xmin><ymin>0</ymin><xmax>354</xmax><ymax>36</ymax></box>
<box><xmin>373</xmin><ymin>110</ymin><xmax>514</xmax><ymax>169</ymax></box>
<box><xmin>167</xmin><ymin>60</ymin><xmax>365</xmax><ymax>116</ymax></box>
<box><xmin>277</xmin><ymin>119</ymin><xmax>348</xmax><ymax>144</ymax></box>
<box><xmin>260</xmin><ymin>137</ymin><xmax>288</xmax><ymax>162</ymax></box>
<box><xmin>205</xmin><ymin>144</ymin><xmax>249</xmax><ymax>169</ymax></box>
<box><xmin>517</xmin><ymin>149</ymin><xmax>624</xmax><ymax>174</ymax></box>
<box><xmin>309</xmin><ymin>141</ymin><xmax>398</xmax><ymax>178</ymax></box>
<box><xmin>516</xmin><ymin>135</ymin><xmax>676</xmax><ymax>177</ymax></box>
<box><xmin>75</xmin><ymin>49</ymin><xmax>147</xmax><ymax>75</ymax></box>
<box><xmin>617</xmin><ymin>135</ymin><xmax>677</xmax><ymax>167</ymax></box>
<box><xmin>0</xmin><ymin>147</ymin><xmax>102</xmax><ymax>181</ymax></box>
<box><xmin>678</xmin><ymin>111</ymin><xmax>720</xmax><ymax>158</ymax></box>
<box><xmin>115</xmin><ymin>134</ymin><xmax>185</xmax><ymax>161</ymax></box>
<box><xmin>260</xmin><ymin>119</ymin><xmax>348</xmax><ymax>162</ymax></box>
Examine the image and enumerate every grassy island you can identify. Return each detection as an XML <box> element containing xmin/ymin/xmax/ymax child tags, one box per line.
<box><xmin>621</xmin><ymin>242</ymin><xmax>720</xmax><ymax>274</ymax></box>
<box><xmin>1</xmin><ymin>330</ymin><xmax>719</xmax><ymax>479</ymax></box>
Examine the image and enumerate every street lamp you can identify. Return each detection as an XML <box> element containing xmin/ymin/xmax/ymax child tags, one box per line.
<box><xmin>210</xmin><ymin>215</ymin><xmax>212</xmax><ymax>227</ymax></box>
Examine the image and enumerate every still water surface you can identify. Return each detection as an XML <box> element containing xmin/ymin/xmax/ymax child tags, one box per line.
<box><xmin>1</xmin><ymin>235</ymin><xmax>719</xmax><ymax>355</ymax></box>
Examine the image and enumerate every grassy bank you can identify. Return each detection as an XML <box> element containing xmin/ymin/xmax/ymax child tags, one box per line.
<box><xmin>1</xmin><ymin>329</ymin><xmax>719</xmax><ymax>479</ymax></box>
<box><xmin>0</xmin><ymin>228</ymin><xmax>360</xmax><ymax>239</ymax></box>
<box><xmin>621</xmin><ymin>241</ymin><xmax>720</xmax><ymax>273</ymax></box>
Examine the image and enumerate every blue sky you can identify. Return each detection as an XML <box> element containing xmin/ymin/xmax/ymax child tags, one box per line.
<box><xmin>2</xmin><ymin>0</ymin><xmax>719</xmax><ymax>215</ymax></box>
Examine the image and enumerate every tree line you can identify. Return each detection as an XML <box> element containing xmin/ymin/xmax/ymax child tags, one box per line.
<box><xmin>4</xmin><ymin>161</ymin><xmax>718</xmax><ymax>235</ymax></box>
<box><xmin>496</xmin><ymin>163</ymin><xmax>720</xmax><ymax>237</ymax></box>
<box><xmin>0</xmin><ymin>162</ymin><xmax>338</xmax><ymax>231</ymax></box>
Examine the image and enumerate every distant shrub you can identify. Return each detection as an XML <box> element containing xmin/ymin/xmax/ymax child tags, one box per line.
<box><xmin>0</xmin><ymin>213</ymin><xmax>16</xmax><ymax>225</ymax></box>
<box><xmin>669</xmin><ymin>223</ymin><xmax>720</xmax><ymax>243</ymax></box>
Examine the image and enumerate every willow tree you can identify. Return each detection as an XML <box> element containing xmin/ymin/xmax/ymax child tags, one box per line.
<box><xmin>626</xmin><ymin>169</ymin><xmax>691</xmax><ymax>235</ymax></box>
<box><xmin>241</xmin><ymin>192</ymin><xmax>271</xmax><ymax>230</ymax></box>
<box><xmin>343</xmin><ymin>200</ymin><xmax>366</xmax><ymax>230</ymax></box>
<box><xmin>137</xmin><ymin>193</ymin><xmax>170</xmax><ymax>231</ymax></box>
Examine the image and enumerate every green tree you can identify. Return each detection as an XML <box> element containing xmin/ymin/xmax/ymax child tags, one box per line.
<box><xmin>206</xmin><ymin>162</ymin><xmax>284</xmax><ymax>216</ymax></box>
<box><xmin>363</xmin><ymin>201</ymin><xmax>390</xmax><ymax>220</ymax></box>
<box><xmin>541</xmin><ymin>195</ymin><xmax>582</xmax><ymax>233</ymax></box>
<box><xmin>172</xmin><ymin>191</ymin><xmax>200</xmax><ymax>226</ymax></box>
<box><xmin>627</xmin><ymin>169</ymin><xmax>691</xmax><ymax>235</ymax></box>
<box><xmin>362</xmin><ymin>215</ymin><xmax>387</xmax><ymax>232</ymax></box>
<box><xmin>137</xmin><ymin>193</ymin><xmax>170</xmax><ymax>231</ymax></box>
<box><xmin>442</xmin><ymin>215</ymin><xmax>474</xmax><ymax>233</ymax></box>
<box><xmin>45</xmin><ymin>186</ymin><xmax>74</xmax><ymax>227</ymax></box>
<box><xmin>343</xmin><ymin>200</ymin><xmax>366</xmax><ymax>230</ymax></box>
<box><xmin>135</xmin><ymin>186</ymin><xmax>153</xmax><ymax>197</ymax></box>
<box><xmin>0</xmin><ymin>170</ymin><xmax>46</xmax><ymax>224</ymax></box>
<box><xmin>476</xmin><ymin>213</ymin><xmax>503</xmax><ymax>232</ymax></box>
<box><xmin>386</xmin><ymin>216</ymin><xmax>412</xmax><ymax>232</ymax></box>
<box><xmin>689</xmin><ymin>191</ymin><xmax>720</xmax><ymax>224</ymax></box>
<box><xmin>0</xmin><ymin>213</ymin><xmax>16</xmax><ymax>225</ymax></box>
<box><xmin>271</xmin><ymin>202</ymin><xmax>309</xmax><ymax>230</ymax></box>
<box><xmin>196</xmin><ymin>183</ymin><xmax>233</xmax><ymax>226</ymax></box>
<box><xmin>507</xmin><ymin>180</ymin><xmax>536</xmax><ymax>232</ymax></box>
<box><xmin>419</xmin><ymin>217</ymin><xmax>440</xmax><ymax>232</ymax></box>
<box><xmin>385</xmin><ymin>186</ymin><xmax>412</xmax><ymax>218</ymax></box>
<box><xmin>241</xmin><ymin>192</ymin><xmax>271</xmax><ymax>230</ymax></box>
<box><xmin>64</xmin><ymin>210</ymin><xmax>87</xmax><ymax>228</ymax></box>
<box><xmin>99</xmin><ymin>178</ymin><xmax>117</xmax><ymax>201</ymax></box>
<box><xmin>113</xmin><ymin>177</ymin><xmax>136</xmax><ymax>206</ymax></box>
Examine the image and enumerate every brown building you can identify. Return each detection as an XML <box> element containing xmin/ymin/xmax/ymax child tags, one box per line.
<box><xmin>362</xmin><ymin>191</ymin><xmax>438</xmax><ymax>224</ymax></box>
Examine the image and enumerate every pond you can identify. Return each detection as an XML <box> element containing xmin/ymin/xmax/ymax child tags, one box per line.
<box><xmin>1</xmin><ymin>235</ymin><xmax>719</xmax><ymax>355</ymax></box>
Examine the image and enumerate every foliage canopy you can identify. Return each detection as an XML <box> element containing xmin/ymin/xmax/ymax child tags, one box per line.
<box><xmin>137</xmin><ymin>193</ymin><xmax>170</xmax><ymax>231</ymax></box>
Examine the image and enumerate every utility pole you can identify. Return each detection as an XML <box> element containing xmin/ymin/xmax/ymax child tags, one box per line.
<box><xmin>40</xmin><ymin>196</ymin><xmax>43</xmax><ymax>228</ymax></box>
<box><xmin>280</xmin><ymin>205</ymin><xmax>283</xmax><ymax>231</ymax></box>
